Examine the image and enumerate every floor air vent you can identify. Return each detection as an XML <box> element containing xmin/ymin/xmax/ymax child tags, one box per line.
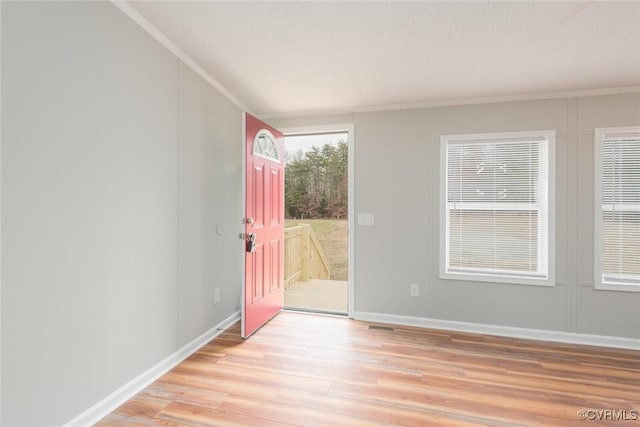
<box><xmin>368</xmin><ymin>325</ymin><xmax>396</xmax><ymax>332</ymax></box>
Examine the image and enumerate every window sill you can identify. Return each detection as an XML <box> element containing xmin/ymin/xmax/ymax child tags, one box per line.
<box><xmin>440</xmin><ymin>271</ymin><xmax>555</xmax><ymax>287</ymax></box>
<box><xmin>595</xmin><ymin>282</ymin><xmax>640</xmax><ymax>293</ymax></box>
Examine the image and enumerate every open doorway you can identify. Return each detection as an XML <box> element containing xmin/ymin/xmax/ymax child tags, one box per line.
<box><xmin>281</xmin><ymin>126</ymin><xmax>353</xmax><ymax>316</ymax></box>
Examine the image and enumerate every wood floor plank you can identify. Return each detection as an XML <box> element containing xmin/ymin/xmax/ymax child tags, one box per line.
<box><xmin>111</xmin><ymin>395</ymin><xmax>171</xmax><ymax>419</ymax></box>
<box><xmin>98</xmin><ymin>312</ymin><xmax>640</xmax><ymax>426</ymax></box>
<box><xmin>156</xmin><ymin>401</ymin><xmax>295</xmax><ymax>427</ymax></box>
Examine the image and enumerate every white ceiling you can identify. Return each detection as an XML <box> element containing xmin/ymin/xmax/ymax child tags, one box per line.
<box><xmin>129</xmin><ymin>1</ymin><xmax>640</xmax><ymax>117</ymax></box>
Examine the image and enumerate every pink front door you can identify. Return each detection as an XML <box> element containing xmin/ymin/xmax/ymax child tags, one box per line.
<box><xmin>242</xmin><ymin>113</ymin><xmax>285</xmax><ymax>338</ymax></box>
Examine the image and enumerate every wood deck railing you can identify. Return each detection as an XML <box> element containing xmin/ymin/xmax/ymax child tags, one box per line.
<box><xmin>284</xmin><ymin>224</ymin><xmax>331</xmax><ymax>288</ymax></box>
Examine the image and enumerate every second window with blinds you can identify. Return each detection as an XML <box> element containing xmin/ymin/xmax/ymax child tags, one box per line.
<box><xmin>440</xmin><ymin>130</ymin><xmax>555</xmax><ymax>286</ymax></box>
<box><xmin>594</xmin><ymin>127</ymin><xmax>640</xmax><ymax>292</ymax></box>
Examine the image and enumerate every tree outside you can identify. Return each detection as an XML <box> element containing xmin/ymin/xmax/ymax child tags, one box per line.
<box><xmin>285</xmin><ymin>135</ymin><xmax>348</xmax><ymax>281</ymax></box>
<box><xmin>285</xmin><ymin>140</ymin><xmax>348</xmax><ymax>220</ymax></box>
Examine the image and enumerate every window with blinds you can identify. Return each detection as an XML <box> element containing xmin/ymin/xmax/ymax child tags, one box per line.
<box><xmin>595</xmin><ymin>127</ymin><xmax>640</xmax><ymax>291</ymax></box>
<box><xmin>440</xmin><ymin>131</ymin><xmax>555</xmax><ymax>286</ymax></box>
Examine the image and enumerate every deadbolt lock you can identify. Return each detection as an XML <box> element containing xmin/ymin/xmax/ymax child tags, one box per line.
<box><xmin>245</xmin><ymin>233</ymin><xmax>257</xmax><ymax>252</ymax></box>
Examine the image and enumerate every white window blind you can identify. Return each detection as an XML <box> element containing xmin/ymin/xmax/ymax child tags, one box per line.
<box><xmin>595</xmin><ymin>128</ymin><xmax>640</xmax><ymax>290</ymax></box>
<box><xmin>441</xmin><ymin>131</ymin><xmax>554</xmax><ymax>285</ymax></box>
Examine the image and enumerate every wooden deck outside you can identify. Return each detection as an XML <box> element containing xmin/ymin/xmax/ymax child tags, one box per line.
<box><xmin>99</xmin><ymin>312</ymin><xmax>640</xmax><ymax>426</ymax></box>
<box><xmin>284</xmin><ymin>279</ymin><xmax>348</xmax><ymax>314</ymax></box>
<box><xmin>285</xmin><ymin>225</ymin><xmax>331</xmax><ymax>288</ymax></box>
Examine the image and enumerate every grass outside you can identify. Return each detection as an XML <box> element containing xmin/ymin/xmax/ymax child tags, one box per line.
<box><xmin>285</xmin><ymin>219</ymin><xmax>348</xmax><ymax>280</ymax></box>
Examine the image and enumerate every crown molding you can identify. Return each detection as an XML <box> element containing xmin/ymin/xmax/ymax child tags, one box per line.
<box><xmin>258</xmin><ymin>86</ymin><xmax>640</xmax><ymax>120</ymax></box>
<box><xmin>110</xmin><ymin>1</ymin><xmax>639</xmax><ymax>123</ymax></box>
<box><xmin>111</xmin><ymin>1</ymin><xmax>252</xmax><ymax>114</ymax></box>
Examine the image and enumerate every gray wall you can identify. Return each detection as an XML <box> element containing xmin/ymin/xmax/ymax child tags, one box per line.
<box><xmin>1</xmin><ymin>2</ymin><xmax>242</xmax><ymax>425</ymax></box>
<box><xmin>273</xmin><ymin>93</ymin><xmax>640</xmax><ymax>340</ymax></box>
<box><xmin>1</xmin><ymin>1</ymin><xmax>639</xmax><ymax>425</ymax></box>
<box><xmin>178</xmin><ymin>64</ymin><xmax>243</xmax><ymax>346</ymax></box>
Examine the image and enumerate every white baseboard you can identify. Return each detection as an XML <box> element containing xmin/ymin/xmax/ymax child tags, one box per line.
<box><xmin>353</xmin><ymin>311</ymin><xmax>640</xmax><ymax>351</ymax></box>
<box><xmin>63</xmin><ymin>310</ymin><xmax>241</xmax><ymax>427</ymax></box>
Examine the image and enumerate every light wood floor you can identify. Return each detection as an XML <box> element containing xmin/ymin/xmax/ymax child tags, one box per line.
<box><xmin>98</xmin><ymin>312</ymin><xmax>640</xmax><ymax>426</ymax></box>
<box><xmin>284</xmin><ymin>279</ymin><xmax>348</xmax><ymax>314</ymax></box>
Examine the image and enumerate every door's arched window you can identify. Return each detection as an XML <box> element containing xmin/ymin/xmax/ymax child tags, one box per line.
<box><xmin>253</xmin><ymin>130</ymin><xmax>279</xmax><ymax>161</ymax></box>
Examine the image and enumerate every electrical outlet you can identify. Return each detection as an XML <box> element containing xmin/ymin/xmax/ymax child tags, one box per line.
<box><xmin>410</xmin><ymin>284</ymin><xmax>419</xmax><ymax>297</ymax></box>
<box><xmin>213</xmin><ymin>288</ymin><xmax>221</xmax><ymax>304</ymax></box>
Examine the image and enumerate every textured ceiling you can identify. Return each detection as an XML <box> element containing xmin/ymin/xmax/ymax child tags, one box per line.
<box><xmin>129</xmin><ymin>1</ymin><xmax>640</xmax><ymax>117</ymax></box>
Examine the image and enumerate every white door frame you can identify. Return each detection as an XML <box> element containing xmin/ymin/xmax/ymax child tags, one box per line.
<box><xmin>279</xmin><ymin>124</ymin><xmax>355</xmax><ymax>318</ymax></box>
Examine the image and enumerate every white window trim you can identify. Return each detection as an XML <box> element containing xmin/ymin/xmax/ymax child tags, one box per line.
<box><xmin>594</xmin><ymin>126</ymin><xmax>640</xmax><ymax>293</ymax></box>
<box><xmin>439</xmin><ymin>130</ymin><xmax>556</xmax><ymax>287</ymax></box>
